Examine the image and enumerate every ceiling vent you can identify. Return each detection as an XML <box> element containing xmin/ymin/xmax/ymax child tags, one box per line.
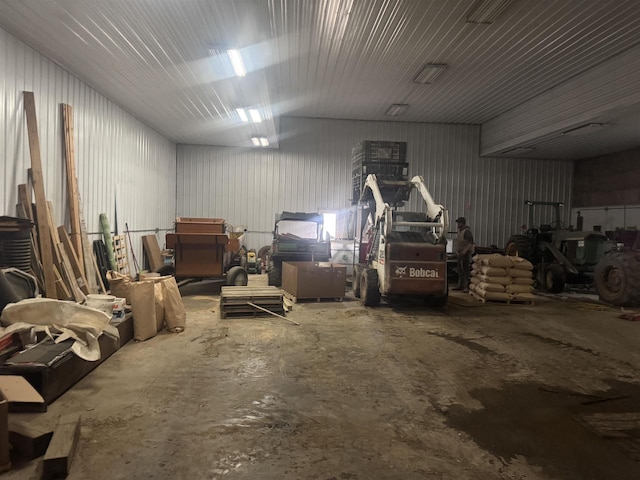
<box><xmin>413</xmin><ymin>64</ymin><xmax>447</xmax><ymax>84</ymax></box>
<box><xmin>466</xmin><ymin>0</ymin><xmax>513</xmax><ymax>24</ymax></box>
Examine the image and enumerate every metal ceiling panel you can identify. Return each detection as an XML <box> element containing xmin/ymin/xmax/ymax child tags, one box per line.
<box><xmin>1</xmin><ymin>0</ymin><xmax>640</xmax><ymax>152</ymax></box>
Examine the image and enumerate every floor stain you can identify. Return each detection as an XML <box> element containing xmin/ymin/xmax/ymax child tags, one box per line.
<box><xmin>428</xmin><ymin>331</ymin><xmax>497</xmax><ymax>356</ymax></box>
<box><xmin>521</xmin><ymin>332</ymin><xmax>601</xmax><ymax>357</ymax></box>
<box><xmin>447</xmin><ymin>380</ymin><xmax>640</xmax><ymax>480</ymax></box>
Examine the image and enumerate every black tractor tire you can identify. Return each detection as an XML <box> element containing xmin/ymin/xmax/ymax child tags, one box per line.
<box><xmin>353</xmin><ymin>265</ymin><xmax>362</xmax><ymax>298</ymax></box>
<box><xmin>360</xmin><ymin>268</ymin><xmax>381</xmax><ymax>307</ymax></box>
<box><xmin>267</xmin><ymin>261</ymin><xmax>282</xmax><ymax>287</ymax></box>
<box><xmin>594</xmin><ymin>252</ymin><xmax>640</xmax><ymax>306</ymax></box>
<box><xmin>505</xmin><ymin>235</ymin><xmax>532</xmax><ymax>260</ymax></box>
<box><xmin>543</xmin><ymin>263</ymin><xmax>566</xmax><ymax>293</ymax></box>
<box><xmin>226</xmin><ymin>266</ymin><xmax>248</xmax><ymax>286</ymax></box>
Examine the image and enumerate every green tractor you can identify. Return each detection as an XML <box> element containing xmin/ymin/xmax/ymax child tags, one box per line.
<box><xmin>504</xmin><ymin>201</ymin><xmax>608</xmax><ymax>293</ymax></box>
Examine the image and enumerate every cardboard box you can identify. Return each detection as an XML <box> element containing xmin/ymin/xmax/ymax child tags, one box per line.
<box><xmin>0</xmin><ymin>376</ymin><xmax>45</xmax><ymax>470</ymax></box>
<box><xmin>282</xmin><ymin>262</ymin><xmax>346</xmax><ymax>299</ymax></box>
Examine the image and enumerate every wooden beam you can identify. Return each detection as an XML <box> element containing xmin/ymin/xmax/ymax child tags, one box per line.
<box><xmin>47</xmin><ymin>203</ymin><xmax>84</xmax><ymax>302</ymax></box>
<box><xmin>78</xmin><ymin>196</ymin><xmax>99</xmax><ymax>294</ymax></box>
<box><xmin>61</xmin><ymin>104</ymin><xmax>84</xmax><ymax>273</ymax></box>
<box><xmin>58</xmin><ymin>227</ymin><xmax>89</xmax><ymax>295</ymax></box>
<box><xmin>17</xmin><ymin>184</ymin><xmax>33</xmax><ymax>221</ymax></box>
<box><xmin>8</xmin><ymin>420</ymin><xmax>53</xmax><ymax>460</ymax></box>
<box><xmin>23</xmin><ymin>91</ymin><xmax>56</xmax><ymax>298</ymax></box>
<box><xmin>57</xmin><ymin>242</ymin><xmax>86</xmax><ymax>302</ymax></box>
<box><xmin>42</xmin><ymin>414</ymin><xmax>81</xmax><ymax>479</ymax></box>
<box><xmin>53</xmin><ymin>266</ymin><xmax>71</xmax><ymax>300</ymax></box>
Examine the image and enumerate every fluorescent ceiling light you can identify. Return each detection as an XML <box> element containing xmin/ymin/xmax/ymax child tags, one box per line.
<box><xmin>250</xmin><ymin>136</ymin><xmax>269</xmax><ymax>147</ymax></box>
<box><xmin>562</xmin><ymin>123</ymin><xmax>611</xmax><ymax>136</ymax></box>
<box><xmin>385</xmin><ymin>104</ymin><xmax>408</xmax><ymax>117</ymax></box>
<box><xmin>466</xmin><ymin>0</ymin><xmax>513</xmax><ymax>24</ymax></box>
<box><xmin>227</xmin><ymin>49</ymin><xmax>246</xmax><ymax>77</ymax></box>
<box><xmin>249</xmin><ymin>109</ymin><xmax>262</xmax><ymax>123</ymax></box>
<box><xmin>413</xmin><ymin>64</ymin><xmax>447</xmax><ymax>84</ymax></box>
<box><xmin>503</xmin><ymin>147</ymin><xmax>534</xmax><ymax>155</ymax></box>
<box><xmin>236</xmin><ymin>108</ymin><xmax>248</xmax><ymax>122</ymax></box>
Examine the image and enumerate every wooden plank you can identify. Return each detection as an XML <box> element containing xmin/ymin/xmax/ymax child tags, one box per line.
<box><xmin>78</xmin><ymin>195</ymin><xmax>98</xmax><ymax>294</ymax></box>
<box><xmin>142</xmin><ymin>235</ymin><xmax>163</xmax><ymax>272</ymax></box>
<box><xmin>23</xmin><ymin>91</ymin><xmax>56</xmax><ymax>298</ymax></box>
<box><xmin>45</xmin><ymin>204</ymin><xmax>82</xmax><ymax>301</ymax></box>
<box><xmin>17</xmin><ymin>184</ymin><xmax>34</xmax><ymax>221</ymax></box>
<box><xmin>53</xmin><ymin>266</ymin><xmax>71</xmax><ymax>300</ymax></box>
<box><xmin>92</xmin><ymin>251</ymin><xmax>107</xmax><ymax>294</ymax></box>
<box><xmin>56</xmin><ymin>243</ymin><xmax>85</xmax><ymax>302</ymax></box>
<box><xmin>58</xmin><ymin>227</ymin><xmax>89</xmax><ymax>295</ymax></box>
<box><xmin>61</xmin><ymin>104</ymin><xmax>83</xmax><ymax>273</ymax></box>
<box><xmin>42</xmin><ymin>414</ymin><xmax>81</xmax><ymax>479</ymax></box>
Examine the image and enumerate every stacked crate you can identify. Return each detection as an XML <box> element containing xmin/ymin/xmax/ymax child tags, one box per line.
<box><xmin>351</xmin><ymin>141</ymin><xmax>409</xmax><ymax>204</ymax></box>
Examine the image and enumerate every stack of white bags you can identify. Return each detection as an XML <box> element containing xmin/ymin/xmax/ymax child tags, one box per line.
<box><xmin>469</xmin><ymin>253</ymin><xmax>536</xmax><ymax>302</ymax></box>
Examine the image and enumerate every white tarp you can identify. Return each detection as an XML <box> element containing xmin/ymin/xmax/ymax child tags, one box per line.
<box><xmin>0</xmin><ymin>298</ymin><xmax>120</xmax><ymax>361</ymax></box>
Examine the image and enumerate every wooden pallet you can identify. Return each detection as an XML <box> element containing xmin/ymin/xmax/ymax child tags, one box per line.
<box><xmin>112</xmin><ymin>235</ymin><xmax>130</xmax><ymax>276</ymax></box>
<box><xmin>282</xmin><ymin>290</ymin><xmax>344</xmax><ymax>304</ymax></box>
<box><xmin>220</xmin><ymin>286</ymin><xmax>284</xmax><ymax>319</ymax></box>
<box><xmin>470</xmin><ymin>291</ymin><xmax>535</xmax><ymax>305</ymax></box>
<box><xmin>222</xmin><ymin>309</ymin><xmax>286</xmax><ymax>319</ymax></box>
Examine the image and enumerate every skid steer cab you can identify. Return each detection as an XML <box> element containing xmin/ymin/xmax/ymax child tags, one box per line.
<box><xmin>353</xmin><ymin>174</ymin><xmax>449</xmax><ymax>307</ymax></box>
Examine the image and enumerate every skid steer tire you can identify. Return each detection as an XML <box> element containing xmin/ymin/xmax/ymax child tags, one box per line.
<box><xmin>544</xmin><ymin>263</ymin><xmax>566</xmax><ymax>293</ymax></box>
<box><xmin>226</xmin><ymin>266</ymin><xmax>248</xmax><ymax>286</ymax></box>
<box><xmin>267</xmin><ymin>261</ymin><xmax>282</xmax><ymax>287</ymax></box>
<box><xmin>594</xmin><ymin>252</ymin><xmax>640</xmax><ymax>306</ymax></box>
<box><xmin>505</xmin><ymin>235</ymin><xmax>532</xmax><ymax>260</ymax></box>
<box><xmin>360</xmin><ymin>268</ymin><xmax>381</xmax><ymax>307</ymax></box>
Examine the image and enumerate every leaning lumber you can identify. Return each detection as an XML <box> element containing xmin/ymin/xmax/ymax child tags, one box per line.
<box><xmin>61</xmin><ymin>104</ymin><xmax>83</xmax><ymax>273</ymax></box>
<box><xmin>23</xmin><ymin>91</ymin><xmax>56</xmax><ymax>297</ymax></box>
<box><xmin>142</xmin><ymin>235</ymin><xmax>163</xmax><ymax>272</ymax></box>
<box><xmin>58</xmin><ymin>227</ymin><xmax>89</xmax><ymax>295</ymax></box>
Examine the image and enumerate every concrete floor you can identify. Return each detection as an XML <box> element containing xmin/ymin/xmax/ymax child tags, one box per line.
<box><xmin>5</xmin><ymin>275</ymin><xmax>640</xmax><ymax>480</ymax></box>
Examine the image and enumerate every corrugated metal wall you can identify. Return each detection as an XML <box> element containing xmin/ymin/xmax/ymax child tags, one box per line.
<box><xmin>0</xmin><ymin>26</ymin><xmax>176</xmax><ymax>268</ymax></box>
<box><xmin>177</xmin><ymin>117</ymin><xmax>574</xmax><ymax>250</ymax></box>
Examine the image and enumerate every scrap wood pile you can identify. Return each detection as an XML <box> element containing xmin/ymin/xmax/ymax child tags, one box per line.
<box><xmin>3</xmin><ymin>93</ymin><xmax>103</xmax><ymax>303</ymax></box>
<box><xmin>0</xmin><ymin>91</ymin><xmax>187</xmax><ymax>337</ymax></box>
<box><xmin>469</xmin><ymin>253</ymin><xmax>535</xmax><ymax>304</ymax></box>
